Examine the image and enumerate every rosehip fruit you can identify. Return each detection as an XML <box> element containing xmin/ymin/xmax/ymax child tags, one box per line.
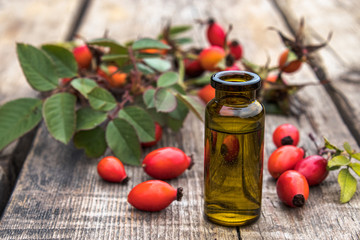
<box><xmin>140</xmin><ymin>39</ymin><xmax>168</xmax><ymax>55</ymax></box>
<box><xmin>276</xmin><ymin>170</ymin><xmax>309</xmax><ymax>207</ymax></box>
<box><xmin>73</xmin><ymin>45</ymin><xmax>92</xmax><ymax>69</ymax></box>
<box><xmin>225</xmin><ymin>64</ymin><xmax>240</xmax><ymax>71</ymax></box>
<box><xmin>127</xmin><ymin>180</ymin><xmax>183</xmax><ymax>212</ymax></box>
<box><xmin>60</xmin><ymin>78</ymin><xmax>72</xmax><ymax>85</ymax></box>
<box><xmin>184</xmin><ymin>58</ymin><xmax>204</xmax><ymax>78</ymax></box>
<box><xmin>221</xmin><ymin>135</ymin><xmax>239</xmax><ymax>163</ymax></box>
<box><xmin>228</xmin><ymin>40</ymin><xmax>243</xmax><ymax>60</ymax></box>
<box><xmin>106</xmin><ymin>65</ymin><xmax>127</xmax><ymax>88</ymax></box>
<box><xmin>278</xmin><ymin>49</ymin><xmax>302</xmax><ymax>73</ymax></box>
<box><xmin>267</xmin><ymin>145</ymin><xmax>304</xmax><ymax>179</ymax></box>
<box><xmin>97</xmin><ymin>156</ymin><xmax>128</xmax><ymax>183</ymax></box>
<box><xmin>273</xmin><ymin>123</ymin><xmax>300</xmax><ymax>148</ymax></box>
<box><xmin>294</xmin><ymin>155</ymin><xmax>328</xmax><ymax>186</ymax></box>
<box><xmin>206</xmin><ymin>19</ymin><xmax>226</xmax><ymax>47</ymax></box>
<box><xmin>142</xmin><ymin>147</ymin><xmax>193</xmax><ymax>180</ymax></box>
<box><xmin>199</xmin><ymin>46</ymin><xmax>225</xmax><ymax>71</ymax></box>
<box><xmin>197</xmin><ymin>84</ymin><xmax>215</xmax><ymax>104</ymax></box>
<box><xmin>141</xmin><ymin>122</ymin><xmax>163</xmax><ymax>147</ymax></box>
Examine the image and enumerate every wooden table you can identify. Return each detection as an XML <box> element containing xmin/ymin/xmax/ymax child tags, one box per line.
<box><xmin>0</xmin><ymin>0</ymin><xmax>359</xmax><ymax>239</ymax></box>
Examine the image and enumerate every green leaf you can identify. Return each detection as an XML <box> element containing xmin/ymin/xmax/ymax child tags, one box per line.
<box><xmin>343</xmin><ymin>142</ymin><xmax>353</xmax><ymax>155</ymax></box>
<box><xmin>174</xmin><ymin>93</ymin><xmax>204</xmax><ymax>122</ymax></box>
<box><xmin>88</xmin><ymin>87</ymin><xmax>117</xmax><ymax>111</ymax></box>
<box><xmin>349</xmin><ymin>162</ymin><xmax>360</xmax><ymax>177</ymax></box>
<box><xmin>71</xmin><ymin>78</ymin><xmax>98</xmax><ymax>98</ymax></box>
<box><xmin>87</xmin><ymin>38</ymin><xmax>128</xmax><ymax>54</ymax></box>
<box><xmin>41</xmin><ymin>44</ymin><xmax>78</xmax><ymax>78</ymax></box>
<box><xmin>338</xmin><ymin>168</ymin><xmax>357</xmax><ymax>203</ymax></box>
<box><xmin>166</xmin><ymin>116</ymin><xmax>183</xmax><ymax>131</ymax></box>
<box><xmin>158</xmin><ymin>25</ymin><xmax>192</xmax><ymax>39</ymax></box>
<box><xmin>118</xmin><ymin>106</ymin><xmax>155</xmax><ymax>142</ymax></box>
<box><xmin>169</xmin><ymin>98</ymin><xmax>189</xmax><ymax>121</ymax></box>
<box><xmin>173</xmin><ymin>37</ymin><xmax>193</xmax><ymax>45</ymax></box>
<box><xmin>16</xmin><ymin>43</ymin><xmax>58</xmax><ymax>91</ymax></box>
<box><xmin>353</xmin><ymin>153</ymin><xmax>360</xmax><ymax>161</ymax></box>
<box><xmin>324</xmin><ymin>137</ymin><xmax>342</xmax><ymax>154</ymax></box>
<box><xmin>76</xmin><ymin>107</ymin><xmax>108</xmax><ymax>131</ymax></box>
<box><xmin>106</xmin><ymin>118</ymin><xmax>141</xmax><ymax>166</ymax></box>
<box><xmin>137</xmin><ymin>63</ymin><xmax>155</xmax><ymax>74</ymax></box>
<box><xmin>74</xmin><ymin>127</ymin><xmax>107</xmax><ymax>158</ymax></box>
<box><xmin>157</xmin><ymin>72</ymin><xmax>178</xmax><ymax>88</ymax></box>
<box><xmin>101</xmin><ymin>54</ymin><xmax>129</xmax><ymax>62</ymax></box>
<box><xmin>328</xmin><ymin>155</ymin><xmax>350</xmax><ymax>169</ymax></box>
<box><xmin>43</xmin><ymin>93</ymin><xmax>76</xmax><ymax>144</ymax></box>
<box><xmin>132</xmin><ymin>38</ymin><xmax>171</xmax><ymax>51</ymax></box>
<box><xmin>143</xmin><ymin>58</ymin><xmax>171</xmax><ymax>72</ymax></box>
<box><xmin>143</xmin><ymin>89</ymin><xmax>155</xmax><ymax>108</ymax></box>
<box><xmin>154</xmin><ymin>88</ymin><xmax>177</xmax><ymax>112</ymax></box>
<box><xmin>189</xmin><ymin>74</ymin><xmax>212</xmax><ymax>86</ymax></box>
<box><xmin>0</xmin><ymin>98</ymin><xmax>42</xmax><ymax>151</ymax></box>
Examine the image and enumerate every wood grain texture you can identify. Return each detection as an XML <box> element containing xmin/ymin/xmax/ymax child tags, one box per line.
<box><xmin>0</xmin><ymin>0</ymin><xmax>360</xmax><ymax>239</ymax></box>
<box><xmin>273</xmin><ymin>0</ymin><xmax>360</xmax><ymax>146</ymax></box>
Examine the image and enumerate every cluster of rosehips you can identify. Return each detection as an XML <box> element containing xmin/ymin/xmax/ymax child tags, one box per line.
<box><xmin>96</xmin><ymin>128</ymin><xmax>192</xmax><ymax>212</ymax></box>
<box><xmin>268</xmin><ymin>124</ymin><xmax>328</xmax><ymax>207</ymax></box>
<box><xmin>62</xmin><ymin>44</ymin><xmax>127</xmax><ymax>88</ymax></box>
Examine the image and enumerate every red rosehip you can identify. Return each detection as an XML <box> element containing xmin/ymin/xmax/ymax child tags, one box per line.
<box><xmin>60</xmin><ymin>78</ymin><xmax>72</xmax><ymax>85</ymax></box>
<box><xmin>127</xmin><ymin>180</ymin><xmax>183</xmax><ymax>212</ymax></box>
<box><xmin>229</xmin><ymin>40</ymin><xmax>243</xmax><ymax>60</ymax></box>
<box><xmin>273</xmin><ymin>123</ymin><xmax>300</xmax><ymax>148</ymax></box>
<box><xmin>221</xmin><ymin>135</ymin><xmax>240</xmax><ymax>163</ymax></box>
<box><xmin>141</xmin><ymin>122</ymin><xmax>163</xmax><ymax>147</ymax></box>
<box><xmin>206</xmin><ymin>19</ymin><xmax>226</xmax><ymax>47</ymax></box>
<box><xmin>278</xmin><ymin>49</ymin><xmax>302</xmax><ymax>73</ymax></box>
<box><xmin>276</xmin><ymin>170</ymin><xmax>309</xmax><ymax>207</ymax></box>
<box><xmin>197</xmin><ymin>84</ymin><xmax>215</xmax><ymax>104</ymax></box>
<box><xmin>199</xmin><ymin>46</ymin><xmax>225</xmax><ymax>71</ymax></box>
<box><xmin>73</xmin><ymin>45</ymin><xmax>92</xmax><ymax>69</ymax></box>
<box><xmin>267</xmin><ymin>145</ymin><xmax>304</xmax><ymax>179</ymax></box>
<box><xmin>184</xmin><ymin>58</ymin><xmax>204</xmax><ymax>78</ymax></box>
<box><xmin>225</xmin><ymin>64</ymin><xmax>241</xmax><ymax>71</ymax></box>
<box><xmin>97</xmin><ymin>156</ymin><xmax>128</xmax><ymax>183</ymax></box>
<box><xmin>142</xmin><ymin>147</ymin><xmax>193</xmax><ymax>180</ymax></box>
<box><xmin>294</xmin><ymin>155</ymin><xmax>329</xmax><ymax>186</ymax></box>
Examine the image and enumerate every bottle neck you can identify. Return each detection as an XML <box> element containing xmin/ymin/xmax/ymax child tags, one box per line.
<box><xmin>215</xmin><ymin>89</ymin><xmax>256</xmax><ymax>102</ymax></box>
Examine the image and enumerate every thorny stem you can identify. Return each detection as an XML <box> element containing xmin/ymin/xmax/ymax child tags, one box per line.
<box><xmin>127</xmin><ymin>46</ymin><xmax>142</xmax><ymax>94</ymax></box>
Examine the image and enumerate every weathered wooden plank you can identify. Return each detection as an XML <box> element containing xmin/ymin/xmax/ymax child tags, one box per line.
<box><xmin>0</xmin><ymin>0</ymin><xmax>82</xmax><ymax>215</ymax></box>
<box><xmin>273</xmin><ymin>0</ymin><xmax>360</xmax><ymax>146</ymax></box>
<box><xmin>0</xmin><ymin>0</ymin><xmax>359</xmax><ymax>239</ymax></box>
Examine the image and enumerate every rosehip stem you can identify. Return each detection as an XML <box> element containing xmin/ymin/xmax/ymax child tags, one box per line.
<box><xmin>176</xmin><ymin>187</ymin><xmax>183</xmax><ymax>201</ymax></box>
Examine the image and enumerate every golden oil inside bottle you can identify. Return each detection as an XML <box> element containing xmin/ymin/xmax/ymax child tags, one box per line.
<box><xmin>204</xmin><ymin>71</ymin><xmax>265</xmax><ymax>226</ymax></box>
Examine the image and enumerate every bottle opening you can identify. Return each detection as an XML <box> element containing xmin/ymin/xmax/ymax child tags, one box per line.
<box><xmin>211</xmin><ymin>71</ymin><xmax>261</xmax><ymax>91</ymax></box>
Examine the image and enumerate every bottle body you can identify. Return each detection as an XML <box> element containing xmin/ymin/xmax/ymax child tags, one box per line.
<box><xmin>204</xmin><ymin>71</ymin><xmax>265</xmax><ymax>226</ymax></box>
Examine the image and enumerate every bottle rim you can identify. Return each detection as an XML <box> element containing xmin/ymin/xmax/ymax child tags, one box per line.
<box><xmin>211</xmin><ymin>71</ymin><xmax>261</xmax><ymax>91</ymax></box>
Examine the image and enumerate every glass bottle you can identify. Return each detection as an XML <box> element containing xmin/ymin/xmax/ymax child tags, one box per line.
<box><xmin>204</xmin><ymin>71</ymin><xmax>265</xmax><ymax>226</ymax></box>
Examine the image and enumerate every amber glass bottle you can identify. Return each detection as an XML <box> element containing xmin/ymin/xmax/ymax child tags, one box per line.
<box><xmin>204</xmin><ymin>71</ymin><xmax>265</xmax><ymax>226</ymax></box>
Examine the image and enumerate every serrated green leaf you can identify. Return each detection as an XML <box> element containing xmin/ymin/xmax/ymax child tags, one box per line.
<box><xmin>101</xmin><ymin>54</ymin><xmax>129</xmax><ymax>62</ymax></box>
<box><xmin>88</xmin><ymin>87</ymin><xmax>117</xmax><ymax>111</ymax></box>
<box><xmin>87</xmin><ymin>38</ymin><xmax>128</xmax><ymax>54</ymax></box>
<box><xmin>143</xmin><ymin>89</ymin><xmax>155</xmax><ymax>108</ymax></box>
<box><xmin>137</xmin><ymin>63</ymin><xmax>155</xmax><ymax>74</ymax></box>
<box><xmin>338</xmin><ymin>168</ymin><xmax>357</xmax><ymax>203</ymax></box>
<box><xmin>132</xmin><ymin>38</ymin><xmax>171</xmax><ymax>51</ymax></box>
<box><xmin>143</xmin><ymin>58</ymin><xmax>171</xmax><ymax>72</ymax></box>
<box><xmin>328</xmin><ymin>155</ymin><xmax>350</xmax><ymax>168</ymax></box>
<box><xmin>157</xmin><ymin>72</ymin><xmax>178</xmax><ymax>88</ymax></box>
<box><xmin>73</xmin><ymin>127</ymin><xmax>107</xmax><ymax>158</ymax></box>
<box><xmin>343</xmin><ymin>142</ymin><xmax>353</xmax><ymax>155</ymax></box>
<box><xmin>41</xmin><ymin>44</ymin><xmax>78</xmax><ymax>78</ymax></box>
<box><xmin>118</xmin><ymin>106</ymin><xmax>155</xmax><ymax>142</ymax></box>
<box><xmin>43</xmin><ymin>93</ymin><xmax>76</xmax><ymax>144</ymax></box>
<box><xmin>174</xmin><ymin>93</ymin><xmax>204</xmax><ymax>122</ymax></box>
<box><xmin>166</xmin><ymin>116</ymin><xmax>183</xmax><ymax>131</ymax></box>
<box><xmin>349</xmin><ymin>162</ymin><xmax>360</xmax><ymax>177</ymax></box>
<box><xmin>154</xmin><ymin>88</ymin><xmax>177</xmax><ymax>112</ymax></box>
<box><xmin>71</xmin><ymin>78</ymin><xmax>98</xmax><ymax>98</ymax></box>
<box><xmin>0</xmin><ymin>98</ymin><xmax>42</xmax><ymax>151</ymax></box>
<box><xmin>169</xmin><ymin>98</ymin><xmax>189</xmax><ymax>121</ymax></box>
<box><xmin>106</xmin><ymin>118</ymin><xmax>141</xmax><ymax>166</ymax></box>
<box><xmin>76</xmin><ymin>107</ymin><xmax>108</xmax><ymax>131</ymax></box>
<box><xmin>353</xmin><ymin>153</ymin><xmax>360</xmax><ymax>161</ymax></box>
<box><xmin>16</xmin><ymin>43</ymin><xmax>58</xmax><ymax>91</ymax></box>
<box><xmin>189</xmin><ymin>74</ymin><xmax>212</xmax><ymax>86</ymax></box>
